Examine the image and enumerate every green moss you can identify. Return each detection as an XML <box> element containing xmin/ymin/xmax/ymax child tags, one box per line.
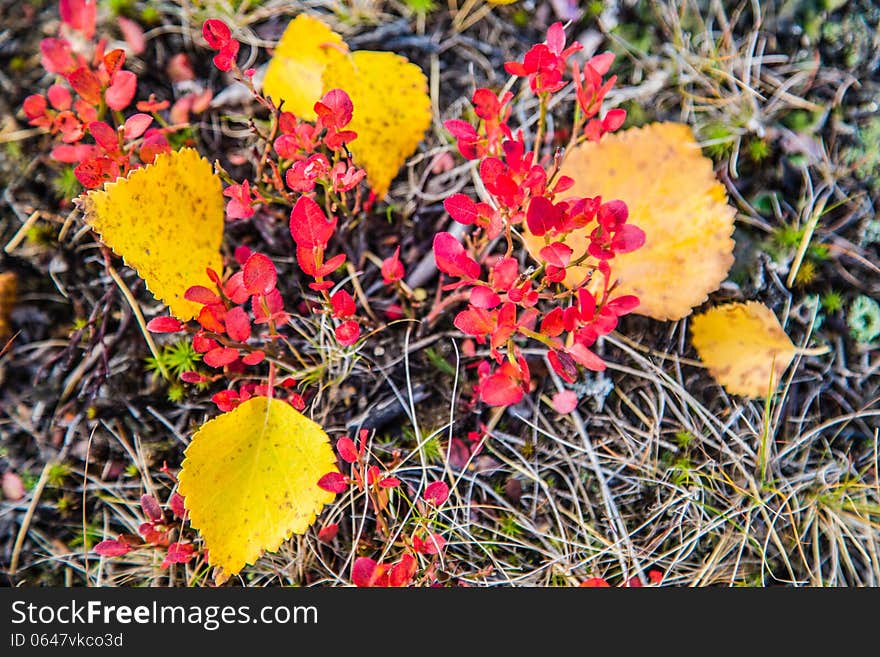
<box><xmin>674</xmin><ymin>431</ymin><xmax>695</xmax><ymax>449</ymax></box>
<box><xmin>47</xmin><ymin>462</ymin><xmax>71</xmax><ymax>487</ymax></box>
<box><xmin>847</xmin><ymin>295</ymin><xmax>880</xmax><ymax>343</ymax></box>
<box><xmin>821</xmin><ymin>290</ymin><xmax>843</xmax><ymax>314</ymax></box>
<box><xmin>145</xmin><ymin>339</ymin><xmax>202</xmax><ymax>379</ymax></box>
<box><xmin>402</xmin><ymin>0</ymin><xmax>436</xmax><ymax>13</ymax></box>
<box><xmin>844</xmin><ymin>116</ymin><xmax>880</xmax><ymax>191</ymax></box>
<box><xmin>746</xmin><ymin>137</ymin><xmax>771</xmax><ymax>162</ymax></box>
<box><xmin>104</xmin><ymin>0</ymin><xmax>134</xmax><ymax>16</ymax></box>
<box><xmin>53</xmin><ymin>166</ymin><xmax>82</xmax><ymax>201</ymax></box>
<box><xmin>700</xmin><ymin>122</ymin><xmax>735</xmax><ymax>160</ymax></box>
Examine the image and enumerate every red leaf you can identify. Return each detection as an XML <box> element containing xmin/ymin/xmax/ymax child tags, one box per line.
<box><xmin>290</xmin><ymin>196</ymin><xmax>336</xmax><ymax>249</ymax></box>
<box><xmin>602</xmin><ymin>108</ymin><xmax>627</xmax><ymax>132</ymax></box>
<box><xmin>184</xmin><ymin>285</ymin><xmax>221</xmax><ymax>306</ymax></box>
<box><xmin>423</xmin><ymin>481</ymin><xmax>449</xmax><ymax>505</ymax></box>
<box><xmin>539</xmin><ymin>242</ymin><xmax>573</xmax><ymax>268</ymax></box>
<box><xmin>60</xmin><ymin>0</ymin><xmax>96</xmax><ymax>39</ymax></box>
<box><xmin>241</xmin><ymin>350</ymin><xmax>265</xmax><ymax>366</ymax></box>
<box><xmin>47</xmin><ymin>84</ymin><xmax>71</xmax><ymax>111</ymax></box>
<box><xmin>444</xmin><ymin>193</ymin><xmax>479</xmax><ymax>225</ymax></box>
<box><xmin>123</xmin><ymin>113</ymin><xmax>152</xmax><ymax>140</ymax></box>
<box><xmin>490</xmin><ymin>257</ymin><xmax>519</xmax><ymax>291</ymax></box>
<box><xmin>211</xmin><ymin>389</ymin><xmax>240</xmax><ymax>412</ymax></box>
<box><xmin>105</xmin><ymin>70</ymin><xmax>137</xmax><ymax>111</ymax></box>
<box><xmin>413</xmin><ymin>532</ymin><xmax>446</xmax><ymax>555</ymax></box>
<box><xmin>480</xmin><ymin>372</ymin><xmax>523</xmax><ymax>407</ymax></box>
<box><xmin>315</xmin><ymin>88</ymin><xmax>353</xmax><ymax>129</ymax></box>
<box><xmin>335</xmin><ymin>320</ymin><xmax>360</xmax><ymax>346</ymax></box>
<box><xmin>540</xmin><ymin>307</ymin><xmax>564</xmax><ymax>337</ymax></box>
<box><xmin>202</xmin><ymin>19</ymin><xmax>231</xmax><ymax>49</ymax></box>
<box><xmin>551</xmin><ymin>390</ymin><xmax>578</xmax><ymax>414</ymax></box>
<box><xmin>74</xmin><ymin>157</ymin><xmax>120</xmax><ymax>188</ymax></box>
<box><xmin>94</xmin><ymin>539</ymin><xmax>132</xmax><ymax>557</ymax></box>
<box><xmin>68</xmin><ymin>67</ymin><xmax>102</xmax><ymax>105</ymax></box>
<box><xmin>454</xmin><ymin>307</ymin><xmax>495</xmax><ymax>336</ymax></box>
<box><xmin>203</xmin><ymin>347</ymin><xmax>239</xmax><ymax>368</ymax></box>
<box><xmin>352</xmin><ymin>557</ymin><xmax>379</xmax><ymax>587</ymax></box>
<box><xmin>212</xmin><ymin>40</ymin><xmax>239</xmax><ymax>72</ymax></box>
<box><xmin>40</xmin><ymin>38</ymin><xmax>78</xmax><ymax>75</ymax></box>
<box><xmin>433</xmin><ymin>232</ymin><xmax>480</xmax><ymax>280</ymax></box>
<box><xmin>567</xmin><ymin>343</ymin><xmax>606</xmax><ymax>372</ymax></box>
<box><xmin>23</xmin><ymin>94</ymin><xmax>47</xmax><ymax>121</ymax></box>
<box><xmin>378</xmin><ymin>477</ymin><xmax>400</xmax><ymax>489</ymax></box>
<box><xmin>103</xmin><ymin>48</ymin><xmax>126</xmax><ymax>80</ymax></box>
<box><xmin>161</xmin><ymin>542</ymin><xmax>196</xmax><ymax>568</ymax></box>
<box><xmin>224</xmin><ymin>272</ymin><xmax>250</xmax><ymax>304</ymax></box>
<box><xmin>169</xmin><ymin>493</ymin><xmax>187</xmax><ymax>520</ymax></box>
<box><xmin>469</xmin><ymin>286</ymin><xmax>501</xmax><ymax>309</ymax></box>
<box><xmin>224</xmin><ymin>306</ymin><xmax>251</xmax><ymax>342</ymax></box>
<box><xmin>243</xmin><ymin>253</ymin><xmax>277</xmax><ymax>296</ymax></box>
<box><xmin>317</xmin><ymin>523</ymin><xmax>339</xmax><ymax>543</ymax></box>
<box><xmin>315</xmin><ymin>252</ymin><xmax>346</xmax><ymax>278</ymax></box>
<box><xmin>472</xmin><ymin>87</ymin><xmax>502</xmax><ymax>119</ymax></box>
<box><xmin>380</xmin><ymin>246</ymin><xmax>404</xmax><ymax>285</ymax></box>
<box><xmin>197</xmin><ymin>304</ymin><xmax>226</xmax><ymax>333</ymax></box>
<box><xmin>180</xmin><ymin>371</ymin><xmax>205</xmax><ymax>383</ymax></box>
<box><xmin>389</xmin><ymin>554</ymin><xmax>417</xmax><ymax>587</ymax></box>
<box><xmin>88</xmin><ymin>121</ymin><xmax>119</xmax><ymax>154</ymax></box>
<box><xmin>612</xmin><ymin>224</ymin><xmax>646</xmax><ymax>254</ymax></box>
<box><xmin>330</xmin><ymin>290</ymin><xmax>356</xmax><ymax>318</ymax></box>
<box><xmin>526</xmin><ymin>196</ymin><xmax>563</xmax><ymax>236</ymax></box>
<box><xmin>117</xmin><ymin>16</ymin><xmax>146</xmax><ymax>55</ymax></box>
<box><xmin>139</xmin><ymin>131</ymin><xmax>170</xmax><ymax>163</ymax></box>
<box><xmin>140</xmin><ymin>494</ymin><xmax>163</xmax><ymax>521</ymax></box>
<box><xmin>336</xmin><ymin>437</ymin><xmax>358</xmax><ymax>464</ymax></box>
<box><xmin>192</xmin><ymin>332</ymin><xmax>219</xmax><ymax>353</ymax></box>
<box><xmin>605</xmin><ymin>294</ymin><xmax>640</xmax><ymax>316</ymax></box>
<box><xmin>146</xmin><ymin>316</ymin><xmax>184</xmax><ymax>333</ymax></box>
<box><xmin>317</xmin><ymin>471</ymin><xmax>348</xmax><ymax>493</ymax></box>
<box><xmin>580</xmin><ymin>577</ymin><xmax>611</xmax><ymax>587</ymax></box>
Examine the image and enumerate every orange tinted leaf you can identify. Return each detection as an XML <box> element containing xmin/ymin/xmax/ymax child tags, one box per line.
<box><xmin>691</xmin><ymin>301</ymin><xmax>796</xmax><ymax>398</ymax></box>
<box><xmin>524</xmin><ymin>122</ymin><xmax>736</xmax><ymax>321</ymax></box>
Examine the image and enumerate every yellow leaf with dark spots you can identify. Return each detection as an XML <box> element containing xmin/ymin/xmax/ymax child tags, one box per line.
<box><xmin>691</xmin><ymin>301</ymin><xmax>796</xmax><ymax>398</ymax></box>
<box><xmin>177</xmin><ymin>396</ymin><xmax>338</xmax><ymax>583</ymax></box>
<box><xmin>79</xmin><ymin>148</ymin><xmax>223</xmax><ymax>320</ymax></box>
<box><xmin>322</xmin><ymin>50</ymin><xmax>431</xmax><ymax>198</ymax></box>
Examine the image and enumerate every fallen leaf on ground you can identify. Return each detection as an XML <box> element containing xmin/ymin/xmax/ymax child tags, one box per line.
<box><xmin>177</xmin><ymin>396</ymin><xmax>338</xmax><ymax>583</ymax></box>
<box><xmin>322</xmin><ymin>51</ymin><xmax>431</xmax><ymax>197</ymax></box>
<box><xmin>262</xmin><ymin>16</ymin><xmax>431</xmax><ymax>198</ymax></box>
<box><xmin>261</xmin><ymin>14</ymin><xmax>347</xmax><ymax>121</ymax></box>
<box><xmin>79</xmin><ymin>148</ymin><xmax>224</xmax><ymax>320</ymax></box>
<box><xmin>691</xmin><ymin>301</ymin><xmax>796</xmax><ymax>397</ymax></box>
<box><xmin>525</xmin><ymin>122</ymin><xmax>736</xmax><ymax>321</ymax></box>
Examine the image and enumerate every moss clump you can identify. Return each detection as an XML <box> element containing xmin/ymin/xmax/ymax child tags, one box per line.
<box><xmin>847</xmin><ymin>295</ymin><xmax>880</xmax><ymax>343</ymax></box>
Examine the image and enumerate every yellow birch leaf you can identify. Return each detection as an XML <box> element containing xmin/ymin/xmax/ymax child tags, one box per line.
<box><xmin>691</xmin><ymin>301</ymin><xmax>796</xmax><ymax>398</ymax></box>
<box><xmin>523</xmin><ymin>122</ymin><xmax>736</xmax><ymax>321</ymax></box>
<box><xmin>261</xmin><ymin>14</ymin><xmax>348</xmax><ymax>121</ymax></box>
<box><xmin>79</xmin><ymin>148</ymin><xmax>223</xmax><ymax>320</ymax></box>
<box><xmin>178</xmin><ymin>396</ymin><xmax>338</xmax><ymax>583</ymax></box>
<box><xmin>322</xmin><ymin>50</ymin><xmax>432</xmax><ymax>197</ymax></box>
